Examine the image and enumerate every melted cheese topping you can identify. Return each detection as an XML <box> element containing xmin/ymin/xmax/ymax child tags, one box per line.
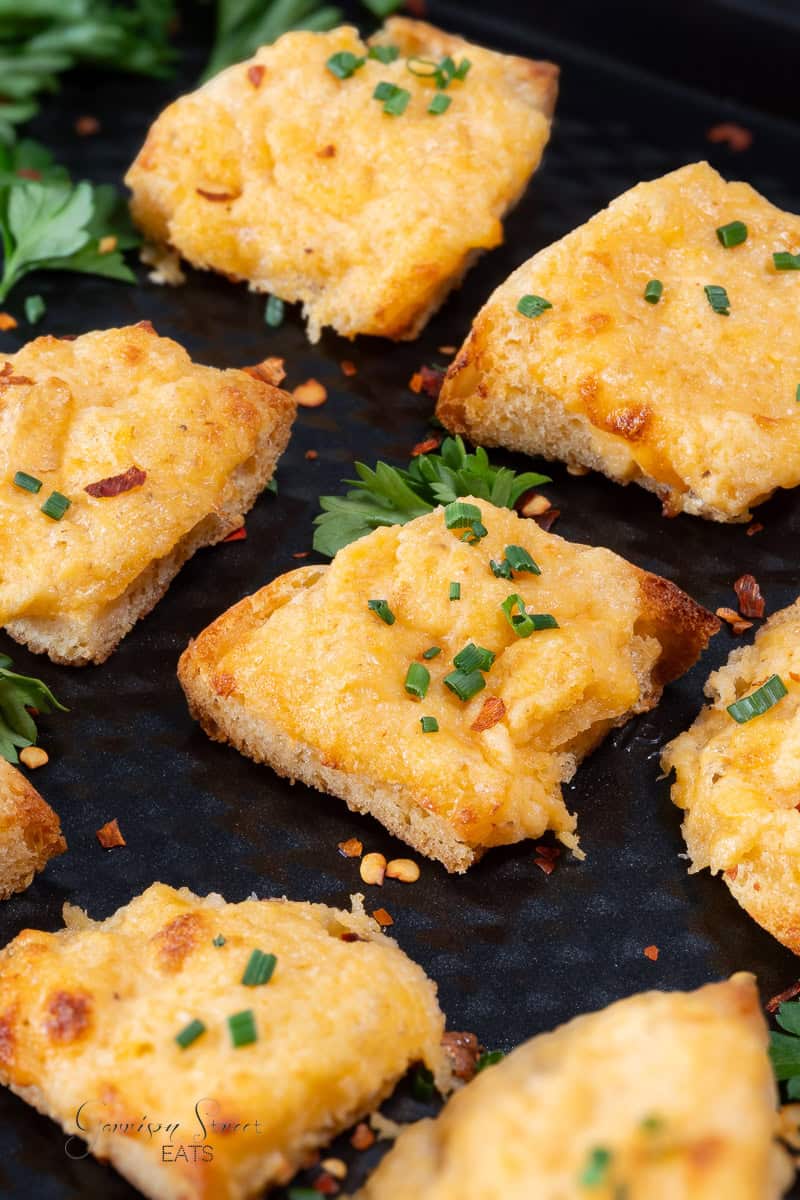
<box><xmin>663</xmin><ymin>599</ymin><xmax>800</xmax><ymax>952</ymax></box>
<box><xmin>0</xmin><ymin>325</ymin><xmax>282</xmax><ymax>624</ymax></box>
<box><xmin>452</xmin><ymin>162</ymin><xmax>800</xmax><ymax>518</ymax></box>
<box><xmin>126</xmin><ymin>20</ymin><xmax>555</xmax><ymax>341</ymax></box>
<box><xmin>0</xmin><ymin>883</ymin><xmax>445</xmax><ymax>1200</ymax></box>
<box><xmin>213</xmin><ymin>500</ymin><xmax>666</xmax><ymax>852</ymax></box>
<box><xmin>356</xmin><ymin>975</ymin><xmax>791</xmax><ymax>1200</ymax></box>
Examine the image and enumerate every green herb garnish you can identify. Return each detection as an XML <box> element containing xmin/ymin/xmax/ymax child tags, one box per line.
<box><xmin>368</xmin><ymin>598</ymin><xmax>395</xmax><ymax>626</ymax></box>
<box><xmin>444</xmin><ymin>500</ymin><xmax>482</xmax><ymax>530</ymax></box>
<box><xmin>411</xmin><ymin>1065</ymin><xmax>436</xmax><ymax>1102</ymax></box>
<box><xmin>264</xmin><ymin>294</ymin><xmax>284</xmax><ymax>327</ymax></box>
<box><xmin>449</xmin><ymin>581</ymin><xmax>461</xmax><ymax>601</ymax></box>
<box><xmin>228</xmin><ymin>1008</ymin><xmax>257</xmax><ymax>1048</ymax></box>
<box><xmin>420</xmin><ymin>715</ymin><xmax>438</xmax><ymax>733</ymax></box>
<box><xmin>726</xmin><ymin>674</ymin><xmax>787</xmax><ymax>724</ymax></box>
<box><xmin>422</xmin><ymin>646</ymin><xmax>441</xmax><ymax>660</ymax></box>
<box><xmin>490</xmin><ymin>558</ymin><xmax>513</xmax><ymax>579</ymax></box>
<box><xmin>716</xmin><ymin>220</ymin><xmax>747</xmax><ymax>247</ymax></box>
<box><xmin>428</xmin><ymin>93</ymin><xmax>451</xmax><ymax>115</ymax></box>
<box><xmin>314</xmin><ymin>435</ymin><xmax>549</xmax><ymax>558</ymax></box>
<box><xmin>241</xmin><ymin>949</ymin><xmax>277</xmax><ymax>987</ymax></box>
<box><xmin>503</xmin><ymin>545</ymin><xmax>541</xmax><ymax>575</ymax></box>
<box><xmin>0</xmin><ymin>653</ymin><xmax>67</xmax><ymax>763</ymax></box>
<box><xmin>405</xmin><ymin>662</ymin><xmax>430</xmax><ymax>700</ymax></box>
<box><xmin>475</xmin><ymin>1048</ymin><xmax>504</xmax><ymax>1072</ymax></box>
<box><xmin>517</xmin><ymin>294</ymin><xmax>552</xmax><ymax>319</ymax></box>
<box><xmin>444</xmin><ymin>668</ymin><xmax>485</xmax><ymax>702</ymax></box>
<box><xmin>213</xmin><ymin>934</ymin><xmax>226</xmax><ymax>947</ymax></box>
<box><xmin>373</xmin><ymin>82</ymin><xmax>410</xmax><ymax>115</ymax></box>
<box><xmin>644</xmin><ymin>279</ymin><xmax>663</xmax><ymax>304</ymax></box>
<box><xmin>368</xmin><ymin>44</ymin><xmax>399</xmax><ymax>64</ymax></box>
<box><xmin>704</xmin><ymin>284</ymin><xmax>730</xmax><ymax>315</ymax></box>
<box><xmin>773</xmin><ymin>251</ymin><xmax>800</xmax><ymax>271</ymax></box>
<box><xmin>579</xmin><ymin>1146</ymin><xmax>612</xmax><ymax>1188</ymax></box>
<box><xmin>24</xmin><ymin>294</ymin><xmax>45</xmax><ymax>324</ymax></box>
<box><xmin>41</xmin><ymin>490</ymin><xmax>70</xmax><ymax>520</ymax></box>
<box><xmin>326</xmin><ymin>50</ymin><xmax>364</xmax><ymax>79</ymax></box>
<box><xmin>453</xmin><ymin>643</ymin><xmax>495</xmax><ymax>673</ymax></box>
<box><xmin>175</xmin><ymin>1018</ymin><xmax>206</xmax><ymax>1049</ymax></box>
<box><xmin>12</xmin><ymin>471</ymin><xmax>41</xmax><ymax>493</ymax></box>
<box><xmin>406</xmin><ymin>56</ymin><xmax>438</xmax><ymax>77</ymax></box>
<box><xmin>501</xmin><ymin>594</ymin><xmax>558</xmax><ymax>638</ymax></box>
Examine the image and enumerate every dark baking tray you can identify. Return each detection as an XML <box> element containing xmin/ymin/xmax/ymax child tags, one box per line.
<box><xmin>1</xmin><ymin>2</ymin><xmax>800</xmax><ymax>1195</ymax></box>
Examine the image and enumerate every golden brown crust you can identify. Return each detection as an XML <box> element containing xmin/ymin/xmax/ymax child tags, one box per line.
<box><xmin>635</xmin><ymin>572</ymin><xmax>721</xmax><ymax>686</ymax></box>
<box><xmin>0</xmin><ymin>759</ymin><xmax>65</xmax><ymax>900</ymax></box>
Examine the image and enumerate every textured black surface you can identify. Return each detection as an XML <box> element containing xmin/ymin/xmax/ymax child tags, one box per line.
<box><xmin>1</xmin><ymin>2</ymin><xmax>800</xmax><ymax>1196</ymax></box>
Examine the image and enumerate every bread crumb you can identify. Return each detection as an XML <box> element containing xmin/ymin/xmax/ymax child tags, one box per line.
<box><xmin>643</xmin><ymin>944</ymin><xmax>659</xmax><ymax>961</ymax></box>
<box><xmin>293</xmin><ymin>379</ymin><xmax>328</xmax><ymax>408</ymax></box>
<box><xmin>96</xmin><ymin>819</ymin><xmax>126</xmax><ymax>849</ymax></box>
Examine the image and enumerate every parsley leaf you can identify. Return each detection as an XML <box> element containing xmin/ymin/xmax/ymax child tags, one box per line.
<box><xmin>0</xmin><ymin>653</ymin><xmax>67</xmax><ymax>763</ymax></box>
<box><xmin>313</xmin><ymin>435</ymin><xmax>550</xmax><ymax>557</ymax></box>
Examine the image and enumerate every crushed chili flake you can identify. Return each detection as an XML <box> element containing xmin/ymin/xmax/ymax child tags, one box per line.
<box><xmin>75</xmin><ymin>115</ymin><xmax>100</xmax><ymax>136</ymax></box>
<box><xmin>85</xmin><ymin>465</ymin><xmax>147</xmax><ymax>498</ymax></box>
<box><xmin>534</xmin><ymin>856</ymin><xmax>557</xmax><ymax>875</ymax></box>
<box><xmin>534</xmin><ymin>507</ymin><xmax>560</xmax><ymax>532</ymax></box>
<box><xmin>340</xmin><ymin>932</ymin><xmax>367</xmax><ymax>943</ymax></box>
<box><xmin>305</xmin><ymin>449</ymin><xmax>319</xmax><ymax>460</ymax></box>
<box><xmin>405</xmin><ymin>0</ymin><xmax>427</xmax><ymax>15</ymax></box>
<box><xmin>312</xmin><ymin>1172</ymin><xmax>339</xmax><ymax>1195</ymax></box>
<box><xmin>734</xmin><ymin>573</ymin><xmax>765</xmax><ymax>619</ymax></box>
<box><xmin>196</xmin><ymin>187</ymin><xmax>239</xmax><ymax>202</ymax></box>
<box><xmin>411</xmin><ymin>435</ymin><xmax>442</xmax><ymax>458</ymax></box>
<box><xmin>0</xmin><ymin>313</ymin><xmax>18</xmax><ymax>331</ymax></box>
<box><xmin>535</xmin><ymin>844</ymin><xmax>561</xmax><ymax>861</ymax></box>
<box><xmin>725</xmin><ymin>866</ymin><xmax>738</xmax><ymax>881</ymax></box>
<box><xmin>16</xmin><ymin>167</ymin><xmax>41</xmax><ymax>180</ymax></box>
<box><xmin>471</xmin><ymin>696</ymin><xmax>506</xmax><ymax>732</ymax></box>
<box><xmin>0</xmin><ymin>362</ymin><xmax>32</xmax><ymax>385</ymax></box>
<box><xmin>243</xmin><ymin>356</ymin><xmax>286</xmax><ymax>386</ymax></box>
<box><xmin>338</xmin><ymin>838</ymin><xmax>363</xmax><ymax>858</ymax></box>
<box><xmin>408</xmin><ymin>371</ymin><xmax>423</xmax><ymax>394</ymax></box>
<box><xmin>292</xmin><ymin>551</ymin><xmax>310</xmax><ymax>559</ymax></box>
<box><xmin>441</xmin><ymin>1031</ymin><xmax>481</xmax><ymax>1082</ymax></box>
<box><xmin>317</xmin><ymin>144</ymin><xmax>337</xmax><ymax>158</ymax></box>
<box><xmin>417</xmin><ymin>365</ymin><xmax>446</xmax><ymax>400</ymax></box>
<box><xmin>707</xmin><ymin>122</ymin><xmax>752</xmax><ymax>152</ymax></box>
<box><xmin>340</xmin><ymin>360</ymin><xmax>357</xmax><ymax>377</ymax></box>
<box><xmin>372</xmin><ymin>907</ymin><xmax>393</xmax><ymax>927</ymax></box>
<box><xmin>98</xmin><ymin>235</ymin><xmax>117</xmax><ymax>255</ymax></box>
<box><xmin>746</xmin><ymin>522</ymin><xmax>764</xmax><ymax>537</ymax></box>
<box><xmin>643</xmin><ymin>944</ymin><xmax>659</xmax><ymax>961</ymax></box>
<box><xmin>518</xmin><ymin>492</ymin><xmax>551</xmax><ymax>518</ymax></box>
<box><xmin>767</xmin><ymin>980</ymin><xmax>800</xmax><ymax>1013</ymax></box>
<box><xmin>293</xmin><ymin>379</ymin><xmax>328</xmax><ymax>408</ymax></box>
<box><xmin>351</xmin><ymin>1123</ymin><xmax>375</xmax><ymax>1151</ymax></box>
<box><xmin>96</xmin><ymin>818</ymin><xmax>126</xmax><ymax>849</ymax></box>
<box><xmin>222</xmin><ymin>526</ymin><xmax>247</xmax><ymax>543</ymax></box>
<box><xmin>247</xmin><ymin>64</ymin><xmax>265</xmax><ymax>87</ymax></box>
<box><xmin>716</xmin><ymin>607</ymin><xmax>753</xmax><ymax>636</ymax></box>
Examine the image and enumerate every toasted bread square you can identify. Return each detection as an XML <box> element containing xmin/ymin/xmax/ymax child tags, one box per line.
<box><xmin>356</xmin><ymin>974</ymin><xmax>792</xmax><ymax>1200</ymax></box>
<box><xmin>178</xmin><ymin>499</ymin><xmax>717</xmax><ymax>872</ymax></box>
<box><xmin>0</xmin><ymin>759</ymin><xmax>65</xmax><ymax>899</ymax></box>
<box><xmin>662</xmin><ymin>599</ymin><xmax>800</xmax><ymax>954</ymax></box>
<box><xmin>0</xmin><ymin>882</ymin><xmax>446</xmax><ymax>1200</ymax></box>
<box><xmin>0</xmin><ymin>324</ymin><xmax>295</xmax><ymax>665</ymax></box>
<box><xmin>126</xmin><ymin>19</ymin><xmax>557</xmax><ymax>342</ymax></box>
<box><xmin>438</xmin><ymin>162</ymin><xmax>800</xmax><ymax>521</ymax></box>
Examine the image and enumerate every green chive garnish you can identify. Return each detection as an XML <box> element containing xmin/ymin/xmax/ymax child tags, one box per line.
<box><xmin>727</xmin><ymin>674</ymin><xmax>787</xmax><ymax>724</ymax></box>
<box><xmin>704</xmin><ymin>284</ymin><xmax>730</xmax><ymax>315</ymax></box>
<box><xmin>13</xmin><ymin>471</ymin><xmax>41</xmax><ymax>494</ymax></box>
<box><xmin>579</xmin><ymin>1146</ymin><xmax>612</xmax><ymax>1187</ymax></box>
<box><xmin>241</xmin><ymin>949</ymin><xmax>277</xmax><ymax>987</ymax></box>
<box><xmin>368</xmin><ymin>599</ymin><xmax>395</xmax><ymax>625</ymax></box>
<box><xmin>24</xmin><ymin>294</ymin><xmax>45</xmax><ymax>325</ymax></box>
<box><xmin>453</xmin><ymin>643</ymin><xmax>495</xmax><ymax>673</ymax></box>
<box><xmin>501</xmin><ymin>594</ymin><xmax>558</xmax><ymax>638</ymax></box>
<box><xmin>475</xmin><ymin>1049</ymin><xmax>504</xmax><ymax>1072</ymax></box>
<box><xmin>228</xmin><ymin>1009</ymin><xmax>257</xmax><ymax>1048</ymax></box>
<box><xmin>212</xmin><ymin>934</ymin><xmax>226</xmax><ymax>947</ymax></box>
<box><xmin>444</xmin><ymin>668</ymin><xmax>485</xmax><ymax>702</ymax></box>
<box><xmin>453</xmin><ymin>58</ymin><xmax>471</xmax><ymax>80</ymax></box>
<box><xmin>367</xmin><ymin>45</ymin><xmax>399</xmax><ymax>64</ymax></box>
<box><xmin>265</xmin><ymin>295</ymin><xmax>284</xmax><ymax>327</ymax></box>
<box><xmin>716</xmin><ymin>220</ymin><xmax>747</xmax><ymax>247</ymax></box>
<box><xmin>405</xmin><ymin>662</ymin><xmax>430</xmax><ymax>700</ymax></box>
<box><xmin>406</xmin><ymin>56</ymin><xmax>439</xmax><ymax>77</ymax></box>
<box><xmin>422</xmin><ymin>646</ymin><xmax>441</xmax><ymax>660</ymax></box>
<box><xmin>796</xmin><ymin>384</ymin><xmax>800</xmax><ymax>403</ymax></box>
<box><xmin>175</xmin><ymin>1018</ymin><xmax>206</xmax><ymax>1049</ymax></box>
<box><xmin>449</xmin><ymin>581</ymin><xmax>461</xmax><ymax>601</ymax></box>
<box><xmin>373</xmin><ymin>82</ymin><xmax>411</xmax><ymax>115</ymax></box>
<box><xmin>517</xmin><ymin>294</ymin><xmax>552</xmax><ymax>318</ymax></box>
<box><xmin>326</xmin><ymin>51</ymin><xmax>364</xmax><ymax>79</ymax></box>
<box><xmin>373</xmin><ymin>80</ymin><xmax>396</xmax><ymax>101</ymax></box>
<box><xmin>773</xmin><ymin>251</ymin><xmax>800</xmax><ymax>271</ymax></box>
<box><xmin>420</xmin><ymin>715</ymin><xmax>439</xmax><ymax>733</ymax></box>
<box><xmin>644</xmin><ymin>279</ymin><xmax>663</xmax><ymax>304</ymax></box>
<box><xmin>504</xmin><ymin>545</ymin><xmax>541</xmax><ymax>575</ymax></box>
<box><xmin>459</xmin><ymin>520</ymin><xmax>487</xmax><ymax>544</ymax></box>
<box><xmin>412</xmin><ymin>1065</ymin><xmax>436</xmax><ymax>1102</ymax></box>
<box><xmin>41</xmin><ymin>491</ymin><xmax>70</xmax><ymax>520</ymax></box>
<box><xmin>444</xmin><ymin>500</ymin><xmax>482</xmax><ymax>530</ymax></box>
<box><xmin>428</xmin><ymin>93</ymin><xmax>452</xmax><ymax>115</ymax></box>
<box><xmin>490</xmin><ymin>558</ymin><xmax>513</xmax><ymax>579</ymax></box>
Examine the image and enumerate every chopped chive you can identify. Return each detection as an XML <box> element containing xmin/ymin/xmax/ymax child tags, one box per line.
<box><xmin>24</xmin><ymin>294</ymin><xmax>45</xmax><ymax>325</ymax></box>
<box><xmin>579</xmin><ymin>1146</ymin><xmax>612</xmax><ymax>1187</ymax></box>
<box><xmin>420</xmin><ymin>715</ymin><xmax>439</xmax><ymax>733</ymax></box>
<box><xmin>373</xmin><ymin>80</ymin><xmax>396</xmax><ymax>101</ymax></box>
<box><xmin>773</xmin><ymin>251</ymin><xmax>800</xmax><ymax>271</ymax></box>
<box><xmin>326</xmin><ymin>51</ymin><xmax>364</xmax><ymax>79</ymax></box>
<box><xmin>453</xmin><ymin>642</ymin><xmax>495</xmax><ymax>673</ymax></box>
<box><xmin>475</xmin><ymin>1048</ymin><xmax>504</xmax><ymax>1072</ymax></box>
<box><xmin>228</xmin><ymin>1008</ymin><xmax>257</xmax><ymax>1048</ymax></box>
<box><xmin>796</xmin><ymin>384</ymin><xmax>800</xmax><ymax>403</ymax></box>
<box><xmin>490</xmin><ymin>557</ymin><xmax>513</xmax><ymax>579</ymax></box>
<box><xmin>727</xmin><ymin>674</ymin><xmax>787</xmax><ymax>724</ymax></box>
<box><xmin>449</xmin><ymin>581</ymin><xmax>461</xmax><ymax>601</ymax></box>
<box><xmin>175</xmin><ymin>1018</ymin><xmax>206</xmax><ymax>1049</ymax></box>
<box><xmin>704</xmin><ymin>284</ymin><xmax>730</xmax><ymax>315</ymax></box>
<box><xmin>501</xmin><ymin>594</ymin><xmax>558</xmax><ymax>638</ymax></box>
<box><xmin>368</xmin><ymin>598</ymin><xmax>395</xmax><ymax>625</ymax></box>
<box><xmin>444</xmin><ymin>500</ymin><xmax>482</xmax><ymax>529</ymax></box>
<box><xmin>459</xmin><ymin>519</ymin><xmax>487</xmax><ymax>544</ymax></box>
<box><xmin>504</xmin><ymin>545</ymin><xmax>541</xmax><ymax>575</ymax></box>
<box><xmin>453</xmin><ymin>57</ymin><xmax>471</xmax><ymax>80</ymax></box>
<box><xmin>383</xmin><ymin>86</ymin><xmax>411</xmax><ymax>116</ymax></box>
<box><xmin>517</xmin><ymin>294</ymin><xmax>552</xmax><ymax>318</ymax></box>
<box><xmin>212</xmin><ymin>934</ymin><xmax>226</xmax><ymax>947</ymax></box>
<box><xmin>406</xmin><ymin>56</ymin><xmax>439</xmax><ymax>77</ymax></box>
<box><xmin>241</xmin><ymin>949</ymin><xmax>277</xmax><ymax>987</ymax></box>
<box><xmin>412</xmin><ymin>1065</ymin><xmax>436</xmax><ymax>1101</ymax></box>
<box><xmin>434</xmin><ymin>54</ymin><xmax>456</xmax><ymax>89</ymax></box>
<box><xmin>422</xmin><ymin>646</ymin><xmax>441</xmax><ymax>660</ymax></box>
<box><xmin>444</xmin><ymin>668</ymin><xmax>485</xmax><ymax>702</ymax></box>
<box><xmin>644</xmin><ymin>279</ymin><xmax>663</xmax><ymax>304</ymax></box>
<box><xmin>405</xmin><ymin>661</ymin><xmax>430</xmax><ymax>700</ymax></box>
<box><xmin>13</xmin><ymin>471</ymin><xmax>42</xmax><ymax>494</ymax></box>
<box><xmin>428</xmin><ymin>93</ymin><xmax>452</xmax><ymax>115</ymax></box>
<box><xmin>41</xmin><ymin>491</ymin><xmax>70</xmax><ymax>520</ymax></box>
<box><xmin>265</xmin><ymin>295</ymin><xmax>284</xmax><ymax>327</ymax></box>
<box><xmin>367</xmin><ymin>44</ymin><xmax>399</xmax><ymax>64</ymax></box>
<box><xmin>716</xmin><ymin>220</ymin><xmax>747</xmax><ymax>247</ymax></box>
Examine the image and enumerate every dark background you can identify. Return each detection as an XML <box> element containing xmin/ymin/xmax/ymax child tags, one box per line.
<box><xmin>1</xmin><ymin>1</ymin><xmax>799</xmax><ymax>1195</ymax></box>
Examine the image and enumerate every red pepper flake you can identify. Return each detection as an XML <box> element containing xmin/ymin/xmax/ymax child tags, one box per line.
<box><xmin>247</xmin><ymin>64</ymin><xmax>265</xmax><ymax>88</ymax></box>
<box><xmin>535</xmin><ymin>844</ymin><xmax>561</xmax><ymax>861</ymax></box>
<box><xmin>441</xmin><ymin>1031</ymin><xmax>481</xmax><ymax>1082</ymax></box>
<box><xmin>707</xmin><ymin>122</ymin><xmax>752</xmax><ymax>152</ymax></box>
<box><xmin>292</xmin><ymin>551</ymin><xmax>310</xmax><ymax>559</ymax></box>
<box><xmin>75</xmin><ymin>115</ymin><xmax>100</xmax><ymax>136</ymax></box>
<box><xmin>411</xmin><ymin>435</ymin><xmax>442</xmax><ymax>457</ymax></box>
<box><xmin>533</xmin><ymin>507</ymin><xmax>560</xmax><ymax>532</ymax></box>
<box><xmin>222</xmin><ymin>526</ymin><xmax>247</xmax><ymax>543</ymax></box>
<box><xmin>340</xmin><ymin>360</ymin><xmax>357</xmax><ymax>377</ymax></box>
<box><xmin>243</xmin><ymin>357</ymin><xmax>286</xmax><ymax>387</ymax></box>
<box><xmin>0</xmin><ymin>313</ymin><xmax>18</xmax><ymax>332</ymax></box>
<box><xmin>96</xmin><ymin>819</ymin><xmax>126</xmax><ymax>849</ymax></box>
<box><xmin>417</xmin><ymin>365</ymin><xmax>446</xmax><ymax>400</ymax></box>
<box><xmin>312</xmin><ymin>1173</ymin><xmax>339</xmax><ymax>1195</ymax></box>
<box><xmin>85</xmin><ymin>465</ymin><xmax>147</xmax><ymax>498</ymax></box>
<box><xmin>534</xmin><ymin>856</ymin><xmax>556</xmax><ymax>875</ymax></box>
<box><xmin>316</xmin><ymin>144</ymin><xmax>337</xmax><ymax>159</ymax></box>
<box><xmin>293</xmin><ymin>379</ymin><xmax>328</xmax><ymax>408</ymax></box>
<box><xmin>305</xmin><ymin>449</ymin><xmax>319</xmax><ymax>461</ymax></box>
<box><xmin>643</xmin><ymin>944</ymin><xmax>659</xmax><ymax>961</ymax></box>
<box><xmin>746</xmin><ymin>522</ymin><xmax>764</xmax><ymax>537</ymax></box>
<box><xmin>340</xmin><ymin>932</ymin><xmax>367</xmax><ymax>943</ymax></box>
<box><xmin>408</xmin><ymin>371</ymin><xmax>423</xmax><ymax>394</ymax></box>
<box><xmin>404</xmin><ymin>0</ymin><xmax>427</xmax><ymax>14</ymax></box>
<box><xmin>196</xmin><ymin>187</ymin><xmax>239</xmax><ymax>202</ymax></box>
<box><xmin>471</xmin><ymin>696</ymin><xmax>506</xmax><ymax>732</ymax></box>
<box><xmin>372</xmin><ymin>907</ymin><xmax>393</xmax><ymax>927</ymax></box>
<box><xmin>0</xmin><ymin>362</ymin><xmax>32</xmax><ymax>385</ymax></box>
<box><xmin>350</xmin><ymin>1123</ymin><xmax>375</xmax><ymax>1151</ymax></box>
<box><xmin>725</xmin><ymin>866</ymin><xmax>738</xmax><ymax>881</ymax></box>
<box><xmin>734</xmin><ymin>573</ymin><xmax>765</xmax><ymax>619</ymax></box>
<box><xmin>16</xmin><ymin>167</ymin><xmax>41</xmax><ymax>181</ymax></box>
<box><xmin>767</xmin><ymin>980</ymin><xmax>800</xmax><ymax>1013</ymax></box>
<box><xmin>715</xmin><ymin>607</ymin><xmax>753</xmax><ymax>636</ymax></box>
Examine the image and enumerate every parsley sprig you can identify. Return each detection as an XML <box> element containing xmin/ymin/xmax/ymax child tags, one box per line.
<box><xmin>0</xmin><ymin>139</ymin><xmax>139</xmax><ymax>304</ymax></box>
<box><xmin>769</xmin><ymin>1001</ymin><xmax>800</xmax><ymax>1098</ymax></box>
<box><xmin>0</xmin><ymin>653</ymin><xmax>67</xmax><ymax>763</ymax></box>
<box><xmin>313</xmin><ymin>435</ymin><xmax>550</xmax><ymax>557</ymax></box>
